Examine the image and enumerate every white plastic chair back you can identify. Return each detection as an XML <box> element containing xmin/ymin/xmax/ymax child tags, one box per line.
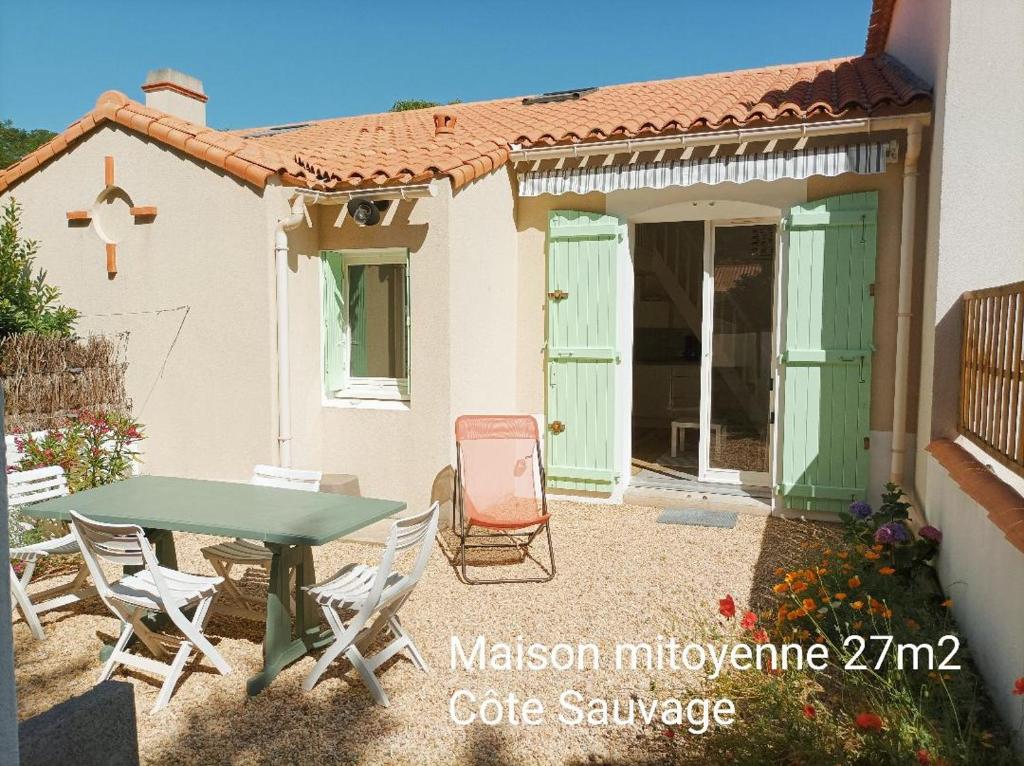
<box><xmin>249</xmin><ymin>465</ymin><xmax>322</xmax><ymax>492</ymax></box>
<box><xmin>7</xmin><ymin>466</ymin><xmax>69</xmax><ymax>508</ymax></box>
<box><xmin>367</xmin><ymin>502</ymin><xmax>440</xmax><ymax>614</ymax></box>
<box><xmin>69</xmin><ymin>511</ymin><xmax>168</xmax><ymax>612</ymax></box>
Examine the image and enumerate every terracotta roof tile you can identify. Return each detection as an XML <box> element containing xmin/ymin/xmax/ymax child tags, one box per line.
<box><xmin>866</xmin><ymin>0</ymin><xmax>897</xmax><ymax>55</ymax></box>
<box><xmin>0</xmin><ymin>53</ymin><xmax>928</xmax><ymax>196</ymax></box>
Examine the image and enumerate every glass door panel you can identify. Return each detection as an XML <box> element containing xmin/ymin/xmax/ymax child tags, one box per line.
<box><xmin>706</xmin><ymin>224</ymin><xmax>775</xmax><ymax>482</ymax></box>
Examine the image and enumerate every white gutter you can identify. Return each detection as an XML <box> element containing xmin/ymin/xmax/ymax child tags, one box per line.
<box><xmin>889</xmin><ymin>122</ymin><xmax>924</xmax><ymax>486</ymax></box>
<box><xmin>274</xmin><ymin>194</ymin><xmax>307</xmax><ymax>468</ymax></box>
<box><xmin>508</xmin><ymin>114</ymin><xmax>931</xmax><ymax>161</ymax></box>
<box><xmin>291</xmin><ymin>181</ymin><xmax>438</xmax><ymax>204</ymax></box>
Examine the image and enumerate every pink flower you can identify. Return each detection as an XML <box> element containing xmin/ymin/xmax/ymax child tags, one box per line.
<box><xmin>740</xmin><ymin>611</ymin><xmax>758</xmax><ymax>631</ymax></box>
<box><xmin>919</xmin><ymin>525</ymin><xmax>943</xmax><ymax>544</ymax></box>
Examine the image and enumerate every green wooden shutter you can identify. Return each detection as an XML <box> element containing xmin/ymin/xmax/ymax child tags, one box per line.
<box><xmin>348</xmin><ymin>264</ymin><xmax>368</xmax><ymax>376</ymax></box>
<box><xmin>545</xmin><ymin>211</ymin><xmax>620</xmax><ymax>492</ymax></box>
<box><xmin>780</xmin><ymin>192</ymin><xmax>877</xmax><ymax>513</ymax></box>
<box><xmin>321</xmin><ymin>251</ymin><xmax>345</xmax><ymax>393</ymax></box>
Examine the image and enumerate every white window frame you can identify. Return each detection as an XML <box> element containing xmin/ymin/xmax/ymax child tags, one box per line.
<box><xmin>321</xmin><ymin>247</ymin><xmax>410</xmax><ymax>402</ymax></box>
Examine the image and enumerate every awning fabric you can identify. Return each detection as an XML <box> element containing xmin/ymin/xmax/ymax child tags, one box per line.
<box><xmin>517</xmin><ymin>141</ymin><xmax>889</xmax><ymax>197</ymax></box>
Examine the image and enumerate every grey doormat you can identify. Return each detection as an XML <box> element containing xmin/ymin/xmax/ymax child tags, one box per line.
<box><xmin>656</xmin><ymin>508</ymin><xmax>738</xmax><ymax>528</ymax></box>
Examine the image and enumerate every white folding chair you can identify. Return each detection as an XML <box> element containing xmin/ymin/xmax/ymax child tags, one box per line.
<box><xmin>8</xmin><ymin>466</ymin><xmax>94</xmax><ymax>640</ymax></box>
<box><xmin>302</xmin><ymin>501</ymin><xmax>439</xmax><ymax>706</ymax></box>
<box><xmin>69</xmin><ymin>511</ymin><xmax>231</xmax><ymax>713</ymax></box>
<box><xmin>200</xmin><ymin>465</ymin><xmax>322</xmax><ymax>619</ymax></box>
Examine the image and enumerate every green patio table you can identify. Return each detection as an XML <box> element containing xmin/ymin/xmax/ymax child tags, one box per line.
<box><xmin>21</xmin><ymin>474</ymin><xmax>406</xmax><ymax>695</ymax></box>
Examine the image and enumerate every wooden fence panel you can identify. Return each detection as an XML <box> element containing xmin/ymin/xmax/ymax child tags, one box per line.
<box><xmin>960</xmin><ymin>281</ymin><xmax>1024</xmax><ymax>477</ymax></box>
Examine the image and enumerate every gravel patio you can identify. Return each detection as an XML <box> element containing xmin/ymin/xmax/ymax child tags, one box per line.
<box><xmin>12</xmin><ymin>501</ymin><xmax>827</xmax><ymax>765</ymax></box>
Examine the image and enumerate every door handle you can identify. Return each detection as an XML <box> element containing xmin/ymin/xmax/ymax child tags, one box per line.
<box><xmin>549</xmin><ymin>421</ymin><xmax>566</xmax><ymax>434</ymax></box>
<box><xmin>548</xmin><ymin>289</ymin><xmax>569</xmax><ymax>301</ymax></box>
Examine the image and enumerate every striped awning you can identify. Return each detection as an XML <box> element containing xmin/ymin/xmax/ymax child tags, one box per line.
<box><xmin>517</xmin><ymin>141</ymin><xmax>890</xmax><ymax>197</ymax></box>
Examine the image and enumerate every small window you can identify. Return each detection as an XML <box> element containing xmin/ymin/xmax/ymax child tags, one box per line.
<box><xmin>321</xmin><ymin>249</ymin><xmax>410</xmax><ymax>401</ymax></box>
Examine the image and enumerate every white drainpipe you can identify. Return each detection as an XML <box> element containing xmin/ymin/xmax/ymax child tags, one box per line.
<box><xmin>889</xmin><ymin>123</ymin><xmax>923</xmax><ymax>486</ymax></box>
<box><xmin>274</xmin><ymin>194</ymin><xmax>307</xmax><ymax>468</ymax></box>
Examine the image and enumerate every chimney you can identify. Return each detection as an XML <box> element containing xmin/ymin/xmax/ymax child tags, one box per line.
<box><xmin>433</xmin><ymin>112</ymin><xmax>457</xmax><ymax>136</ymax></box>
<box><xmin>141</xmin><ymin>69</ymin><xmax>207</xmax><ymax>126</ymax></box>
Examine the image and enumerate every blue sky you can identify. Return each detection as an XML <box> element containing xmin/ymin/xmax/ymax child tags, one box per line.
<box><xmin>1</xmin><ymin>1</ymin><xmax>872</xmax><ymax>132</ymax></box>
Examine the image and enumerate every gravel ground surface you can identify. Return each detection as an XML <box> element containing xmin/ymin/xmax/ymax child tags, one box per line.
<box><xmin>13</xmin><ymin>501</ymin><xmax>820</xmax><ymax>765</ymax></box>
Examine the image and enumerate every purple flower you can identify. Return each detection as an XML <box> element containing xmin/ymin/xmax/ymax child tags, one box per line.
<box><xmin>849</xmin><ymin>500</ymin><xmax>873</xmax><ymax>520</ymax></box>
<box><xmin>919</xmin><ymin>525</ymin><xmax>943</xmax><ymax>544</ymax></box>
<box><xmin>875</xmin><ymin>522</ymin><xmax>911</xmax><ymax>545</ymax></box>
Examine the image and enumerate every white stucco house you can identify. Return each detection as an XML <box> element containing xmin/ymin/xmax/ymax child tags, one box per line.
<box><xmin>1</xmin><ymin>0</ymin><xmax>1023</xmax><ymax>747</ymax></box>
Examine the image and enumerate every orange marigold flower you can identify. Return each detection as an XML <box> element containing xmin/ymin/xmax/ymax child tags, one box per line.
<box><xmin>882</xmin><ymin>607</ymin><xmax>893</xmax><ymax>619</ymax></box>
<box><xmin>802</xmin><ymin>598</ymin><xmax>816</xmax><ymax>611</ymax></box>
<box><xmin>788</xmin><ymin>608</ymin><xmax>806</xmax><ymax>620</ymax></box>
<box><xmin>773</xmin><ymin>583</ymin><xmax>790</xmax><ymax>594</ymax></box>
<box><xmin>941</xmin><ymin>599</ymin><xmax>953</xmax><ymax>608</ymax></box>
<box><xmin>848</xmin><ymin>576</ymin><xmax>861</xmax><ymax>589</ymax></box>
<box><xmin>837</xmin><ymin>551</ymin><xmax>848</xmax><ymax>560</ymax></box>
<box><xmin>872</xmin><ymin>544</ymin><xmax>884</xmax><ymax>553</ymax></box>
<box><xmin>852</xmin><ymin>620</ymin><xmax>863</xmax><ymax>630</ymax></box>
<box><xmin>865</xmin><ymin>551</ymin><xmax>881</xmax><ymax>560</ymax></box>
<box><xmin>774</xmin><ymin>567</ymin><xmax>786</xmax><ymax>577</ymax></box>
<box><xmin>792</xmin><ymin>581</ymin><xmax>809</xmax><ymax>593</ymax></box>
<box><xmin>851</xmin><ymin>600</ymin><xmax>864</xmax><ymax>611</ymax></box>
<box><xmin>855</xmin><ymin>712</ymin><xmax>883</xmax><ymax>731</ymax></box>
<box><xmin>879</xmin><ymin>566</ymin><xmax>896</xmax><ymax>576</ymax></box>
<box><xmin>798</xmin><ymin>629</ymin><xmax>811</xmax><ymax>641</ymax></box>
<box><xmin>834</xmin><ymin>592</ymin><xmax>847</xmax><ymax>601</ymax></box>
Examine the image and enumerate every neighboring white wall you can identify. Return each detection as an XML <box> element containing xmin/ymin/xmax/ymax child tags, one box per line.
<box><xmin>891</xmin><ymin>0</ymin><xmax>1024</xmax><ymax>748</ymax></box>
<box><xmin>924</xmin><ymin>454</ymin><xmax>1024</xmax><ymax>749</ymax></box>
<box><xmin>0</xmin><ymin>124</ymin><xmax>278</xmax><ymax>481</ymax></box>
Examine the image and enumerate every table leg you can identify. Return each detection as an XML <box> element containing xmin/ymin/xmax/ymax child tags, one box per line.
<box><xmin>246</xmin><ymin>543</ymin><xmax>319</xmax><ymax>696</ymax></box>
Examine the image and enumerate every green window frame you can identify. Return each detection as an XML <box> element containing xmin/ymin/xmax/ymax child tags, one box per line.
<box><xmin>320</xmin><ymin>248</ymin><xmax>410</xmax><ymax>401</ymax></box>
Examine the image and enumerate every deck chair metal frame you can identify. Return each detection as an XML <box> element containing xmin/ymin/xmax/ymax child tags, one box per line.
<box><xmin>200</xmin><ymin>464</ymin><xmax>322</xmax><ymax>620</ymax></box>
<box><xmin>302</xmin><ymin>501</ymin><xmax>439</xmax><ymax>706</ymax></box>
<box><xmin>453</xmin><ymin>415</ymin><xmax>555</xmax><ymax>585</ymax></box>
<box><xmin>70</xmin><ymin>511</ymin><xmax>231</xmax><ymax>713</ymax></box>
<box><xmin>8</xmin><ymin>466</ymin><xmax>94</xmax><ymax>640</ymax></box>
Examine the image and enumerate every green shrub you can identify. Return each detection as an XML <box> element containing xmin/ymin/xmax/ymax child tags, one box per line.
<box><xmin>0</xmin><ymin>197</ymin><xmax>78</xmax><ymax>338</ymax></box>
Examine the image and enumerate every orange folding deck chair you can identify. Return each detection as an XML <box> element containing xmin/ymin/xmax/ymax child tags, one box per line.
<box><xmin>454</xmin><ymin>415</ymin><xmax>555</xmax><ymax>584</ymax></box>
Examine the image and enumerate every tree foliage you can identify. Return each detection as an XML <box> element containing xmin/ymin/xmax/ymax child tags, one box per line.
<box><xmin>0</xmin><ymin>198</ymin><xmax>78</xmax><ymax>337</ymax></box>
<box><xmin>389</xmin><ymin>98</ymin><xmax>462</xmax><ymax>112</ymax></box>
<box><xmin>0</xmin><ymin>119</ymin><xmax>56</xmax><ymax>169</ymax></box>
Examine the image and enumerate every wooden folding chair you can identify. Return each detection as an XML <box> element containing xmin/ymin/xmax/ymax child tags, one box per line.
<box><xmin>8</xmin><ymin>466</ymin><xmax>94</xmax><ymax>640</ymax></box>
<box><xmin>200</xmin><ymin>465</ymin><xmax>321</xmax><ymax>619</ymax></box>
<box><xmin>454</xmin><ymin>415</ymin><xmax>555</xmax><ymax>584</ymax></box>
<box><xmin>301</xmin><ymin>502</ymin><xmax>439</xmax><ymax>706</ymax></box>
<box><xmin>69</xmin><ymin>511</ymin><xmax>231</xmax><ymax>713</ymax></box>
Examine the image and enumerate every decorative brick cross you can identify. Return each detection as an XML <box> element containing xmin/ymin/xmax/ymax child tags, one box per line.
<box><xmin>65</xmin><ymin>155</ymin><xmax>157</xmax><ymax>277</ymax></box>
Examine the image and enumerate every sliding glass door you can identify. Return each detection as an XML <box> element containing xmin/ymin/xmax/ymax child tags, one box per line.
<box><xmin>698</xmin><ymin>221</ymin><xmax>777</xmax><ymax>487</ymax></box>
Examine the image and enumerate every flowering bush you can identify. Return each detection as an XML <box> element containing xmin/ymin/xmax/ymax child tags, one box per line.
<box><xmin>15</xmin><ymin>410</ymin><xmax>143</xmax><ymax>492</ymax></box>
<box><xmin>668</xmin><ymin>485</ymin><xmax>1021</xmax><ymax>764</ymax></box>
<box><xmin>837</xmin><ymin>484</ymin><xmax>941</xmax><ymax>582</ymax></box>
<box><xmin>9</xmin><ymin>411</ymin><xmax>143</xmax><ymax>553</ymax></box>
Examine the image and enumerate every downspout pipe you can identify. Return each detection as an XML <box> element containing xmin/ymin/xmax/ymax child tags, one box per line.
<box><xmin>275</xmin><ymin>194</ymin><xmax>307</xmax><ymax>468</ymax></box>
<box><xmin>889</xmin><ymin>123</ymin><xmax>923</xmax><ymax>486</ymax></box>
